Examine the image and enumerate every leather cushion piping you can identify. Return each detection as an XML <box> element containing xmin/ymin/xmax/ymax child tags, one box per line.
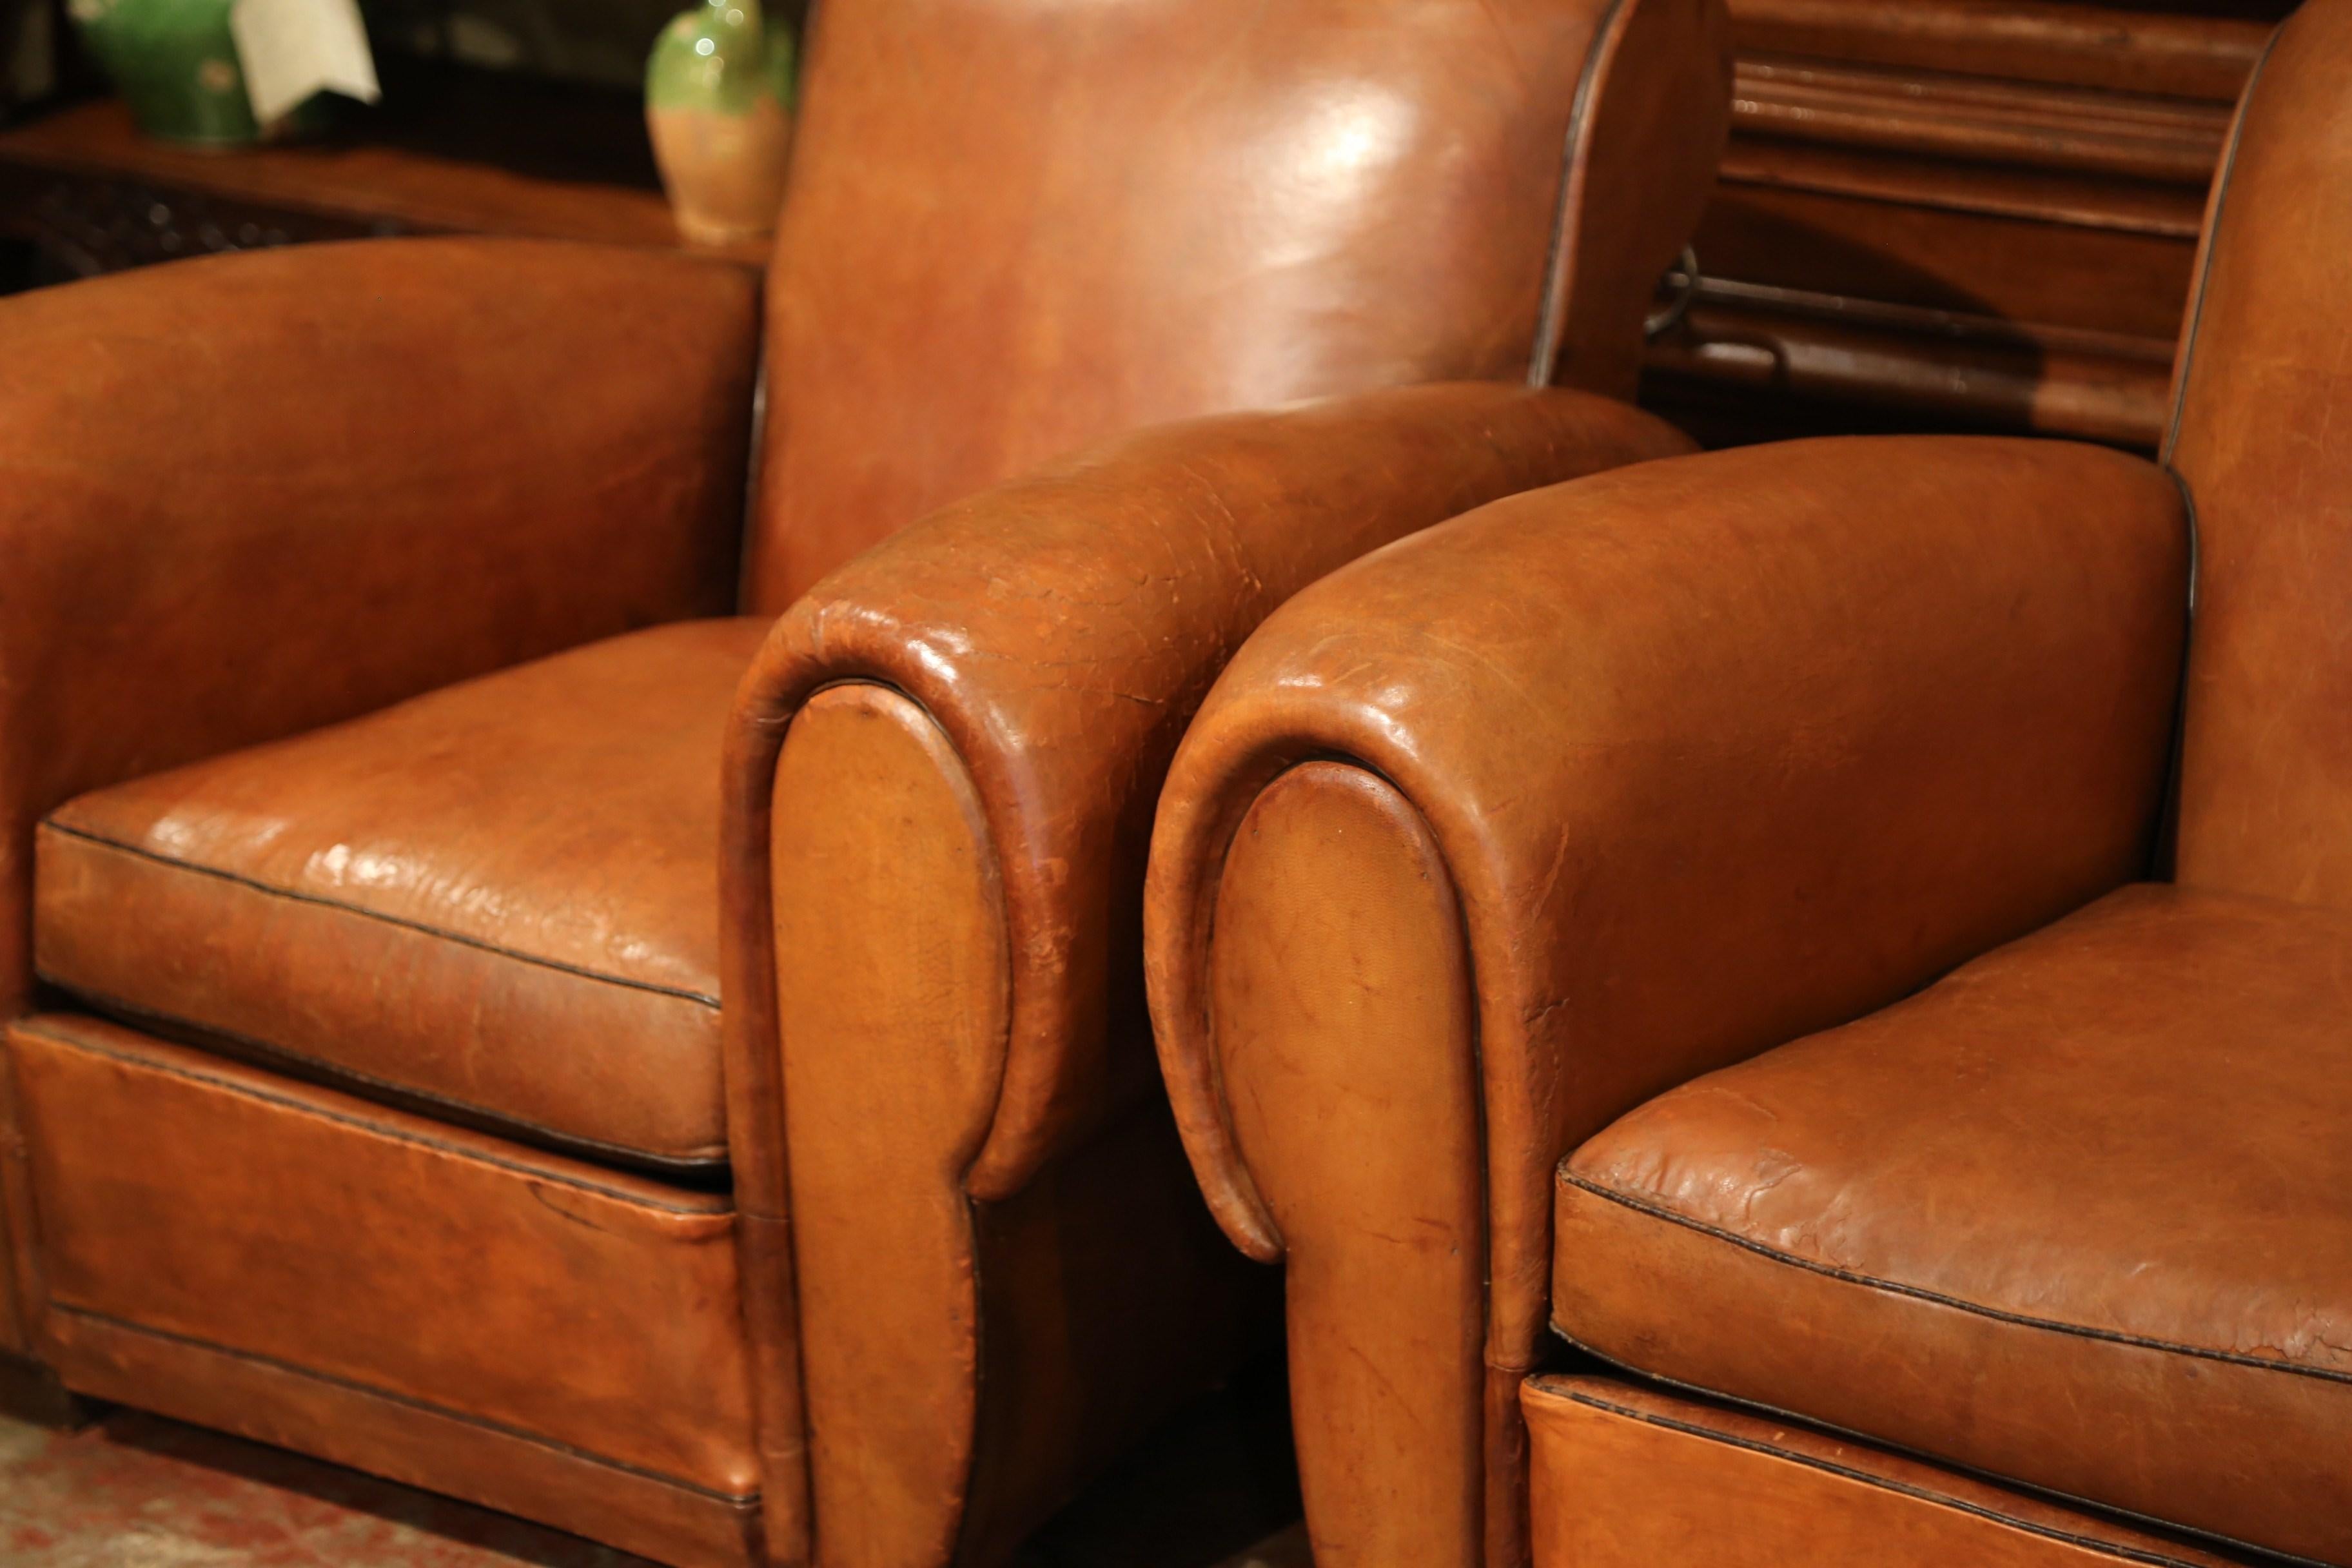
<box><xmin>1560</xmin><ymin>1171</ymin><xmax>2352</xmax><ymax>1386</ymax></box>
<box><xmin>15</xmin><ymin>1018</ymin><xmax>730</xmax><ymax>1215</ymax></box>
<box><xmin>40</xmin><ymin>985</ymin><xmax>730</xmax><ymax>1182</ymax></box>
<box><xmin>2160</xmin><ymin>23</ymin><xmax>2280</xmax><ymax>464</ymax></box>
<box><xmin>38</xmin><ymin>821</ymin><xmax>721</xmax><ymax>1006</ymax></box>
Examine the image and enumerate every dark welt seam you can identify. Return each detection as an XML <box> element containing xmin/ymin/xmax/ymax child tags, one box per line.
<box><xmin>34</xmin><ymin>984</ymin><xmax>730</xmax><ymax>1173</ymax></box>
<box><xmin>1526</xmin><ymin>0</ymin><xmax>1634</xmax><ymax>386</ymax></box>
<box><xmin>1560</xmin><ymin>1173</ymin><xmax>2352</xmax><ymax>1386</ymax></box>
<box><xmin>14</xmin><ymin>1019</ymin><xmax>728</xmax><ymax>1215</ymax></box>
<box><xmin>37</xmin><ymin>820</ymin><xmax>719</xmax><ymax>1008</ymax></box>
<box><xmin>2160</xmin><ymin>24</ymin><xmax>2278</xmax><ymax>464</ymax></box>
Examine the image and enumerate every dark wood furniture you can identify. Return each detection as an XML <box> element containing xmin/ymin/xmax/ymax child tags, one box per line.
<box><xmin>0</xmin><ymin>1</ymin><xmax>2302</xmax><ymax>452</ymax></box>
<box><xmin>1649</xmin><ymin>0</ymin><xmax>2295</xmax><ymax>450</ymax></box>
<box><xmin>0</xmin><ymin>61</ymin><xmax>763</xmax><ymax>279</ymax></box>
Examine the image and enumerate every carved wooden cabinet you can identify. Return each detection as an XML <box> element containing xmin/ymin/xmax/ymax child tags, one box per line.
<box><xmin>1645</xmin><ymin>0</ymin><xmax>2292</xmax><ymax>449</ymax></box>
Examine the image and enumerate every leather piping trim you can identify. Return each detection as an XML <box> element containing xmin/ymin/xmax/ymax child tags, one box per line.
<box><xmin>1204</xmin><ymin>750</ymin><xmax>1498</xmax><ymax>1274</ymax></box>
<box><xmin>795</xmin><ymin>677</ymin><xmax>1015</xmax><ymax>1203</ymax></box>
<box><xmin>36</xmin><ymin>821</ymin><xmax>722</xmax><ymax>1008</ymax></box>
<box><xmin>736</xmin><ymin>349</ymin><xmax>770</xmax><ymax>611</ymax></box>
<box><xmin>13</xmin><ymin>1018</ymin><xmax>731</xmax><ymax>1215</ymax></box>
<box><xmin>2149</xmin><ymin>469</ymin><xmax>2200</xmax><ymax>883</ymax></box>
<box><xmin>1548</xmin><ymin>1330</ymin><xmax>2326</xmax><ymax>1568</ymax></box>
<box><xmin>1549</xmin><ymin>1383</ymin><xmax>2246</xmax><ymax>1568</ymax></box>
<box><xmin>1527</xmin><ymin>0</ymin><xmax>1634</xmax><ymax>387</ymax></box>
<box><xmin>1560</xmin><ymin>1171</ymin><xmax>2352</xmax><ymax>1387</ymax></box>
<box><xmin>2160</xmin><ymin>23</ymin><xmax>2278</xmax><ymax>466</ymax></box>
<box><xmin>47</xmin><ymin>1303</ymin><xmax>760</xmax><ymax>1505</ymax></box>
<box><xmin>34</xmin><ymin>984</ymin><xmax>731</xmax><ymax>1177</ymax></box>
<box><xmin>1200</xmin><ymin>755</ymin><xmax>1504</xmax><ymax>1534</ymax></box>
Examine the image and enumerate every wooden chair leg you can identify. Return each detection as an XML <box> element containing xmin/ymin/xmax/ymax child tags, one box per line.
<box><xmin>0</xmin><ymin>1351</ymin><xmax>104</xmax><ymax>1431</ymax></box>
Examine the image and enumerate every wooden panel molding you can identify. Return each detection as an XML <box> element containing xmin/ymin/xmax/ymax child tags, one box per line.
<box><xmin>1643</xmin><ymin>0</ymin><xmax>2291</xmax><ymax>450</ymax></box>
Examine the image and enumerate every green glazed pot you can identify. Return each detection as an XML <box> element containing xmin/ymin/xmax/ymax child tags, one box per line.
<box><xmin>71</xmin><ymin>0</ymin><xmax>259</xmax><ymax>145</ymax></box>
<box><xmin>68</xmin><ymin>0</ymin><xmax>331</xmax><ymax>147</ymax></box>
<box><xmin>645</xmin><ymin>0</ymin><xmax>794</xmax><ymax>246</ymax></box>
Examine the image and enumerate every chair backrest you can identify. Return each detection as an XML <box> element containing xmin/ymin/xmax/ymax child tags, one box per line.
<box><xmin>743</xmin><ymin>0</ymin><xmax>1732</xmax><ymax>611</ymax></box>
<box><xmin>2169</xmin><ymin>0</ymin><xmax>2352</xmax><ymax>908</ymax></box>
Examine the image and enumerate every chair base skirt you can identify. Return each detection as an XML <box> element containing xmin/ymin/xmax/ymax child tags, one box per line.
<box><xmin>41</xmin><ymin>1306</ymin><xmax>762</xmax><ymax>1566</ymax></box>
<box><xmin>5</xmin><ymin>1013</ymin><xmax>765</xmax><ymax>1568</ymax></box>
<box><xmin>0</xmin><ymin>1346</ymin><xmax>97</xmax><ymax>1428</ymax></box>
<box><xmin>1522</xmin><ymin>1374</ymin><xmax>2256</xmax><ymax>1568</ymax></box>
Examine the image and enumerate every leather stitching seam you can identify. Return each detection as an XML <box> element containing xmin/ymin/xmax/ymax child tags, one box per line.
<box><xmin>47</xmin><ymin>1302</ymin><xmax>760</xmax><ymax>1505</ymax></box>
<box><xmin>14</xmin><ymin>1019</ymin><xmax>731</xmax><ymax>1216</ymax></box>
<box><xmin>37</xmin><ymin>820</ymin><xmax>721</xmax><ymax>1008</ymax></box>
<box><xmin>1560</xmin><ymin>1172</ymin><xmax>2352</xmax><ymax>1387</ymax></box>
<box><xmin>1527</xmin><ymin>0</ymin><xmax>1635</xmax><ymax>386</ymax></box>
<box><xmin>2160</xmin><ymin>23</ymin><xmax>2280</xmax><ymax>464</ymax></box>
<box><xmin>32</xmin><ymin>985</ymin><xmax>730</xmax><ymax>1172</ymax></box>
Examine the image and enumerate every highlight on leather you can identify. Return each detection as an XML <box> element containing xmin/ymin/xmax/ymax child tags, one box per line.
<box><xmin>743</xmin><ymin>0</ymin><xmax>1733</xmax><ymax>609</ymax></box>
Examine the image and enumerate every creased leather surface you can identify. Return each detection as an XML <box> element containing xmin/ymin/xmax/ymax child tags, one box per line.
<box><xmin>1146</xmin><ymin>435</ymin><xmax>2188</xmax><ymax>1564</ymax></box>
<box><xmin>724</xmin><ymin>382</ymin><xmax>1692</xmax><ymax>1212</ymax></box>
<box><xmin>35</xmin><ymin>620</ymin><xmax>767</xmax><ymax>1169</ymax></box>
<box><xmin>1522</xmin><ymin>1376</ymin><xmax>2251</xmax><ymax>1568</ymax></box>
<box><xmin>1558</xmin><ymin>883</ymin><xmax>2352</xmax><ymax>1565</ymax></box>
<box><xmin>745</xmin><ymin>0</ymin><xmax>1730</xmax><ymax>608</ymax></box>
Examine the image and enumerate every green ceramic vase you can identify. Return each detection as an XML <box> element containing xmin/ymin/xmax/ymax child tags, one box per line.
<box><xmin>68</xmin><ymin>0</ymin><xmax>335</xmax><ymax>146</ymax></box>
<box><xmin>70</xmin><ymin>0</ymin><xmax>261</xmax><ymax>145</ymax></box>
<box><xmin>645</xmin><ymin>0</ymin><xmax>794</xmax><ymax>247</ymax></box>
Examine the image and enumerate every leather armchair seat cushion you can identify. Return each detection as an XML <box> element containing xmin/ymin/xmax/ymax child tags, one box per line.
<box><xmin>1552</xmin><ymin>883</ymin><xmax>2352</xmax><ymax>1567</ymax></box>
<box><xmin>33</xmin><ymin>618</ymin><xmax>770</xmax><ymax>1177</ymax></box>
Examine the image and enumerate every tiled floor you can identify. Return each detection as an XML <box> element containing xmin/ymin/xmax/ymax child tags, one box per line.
<box><xmin>0</xmin><ymin>1364</ymin><xmax>1308</xmax><ymax>1568</ymax></box>
<box><xmin>0</xmin><ymin>1408</ymin><xmax>651</xmax><ymax>1567</ymax></box>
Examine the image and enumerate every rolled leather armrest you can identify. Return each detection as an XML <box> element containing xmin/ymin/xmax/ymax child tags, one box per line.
<box><xmin>1141</xmin><ymin>435</ymin><xmax>2190</xmax><ymax>1565</ymax></box>
<box><xmin>1</xmin><ymin>237</ymin><xmax>760</xmax><ymax>1019</ymax></box>
<box><xmin>721</xmin><ymin>380</ymin><xmax>1692</xmax><ymax>1200</ymax></box>
<box><xmin>719</xmin><ymin>380</ymin><xmax>1689</xmax><ymax>1561</ymax></box>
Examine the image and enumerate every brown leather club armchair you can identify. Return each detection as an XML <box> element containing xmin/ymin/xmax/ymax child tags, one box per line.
<box><xmin>1146</xmin><ymin>5</ymin><xmax>2352</xmax><ymax>1566</ymax></box>
<box><xmin>0</xmin><ymin>2</ymin><xmax>1731</xmax><ymax>1565</ymax></box>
